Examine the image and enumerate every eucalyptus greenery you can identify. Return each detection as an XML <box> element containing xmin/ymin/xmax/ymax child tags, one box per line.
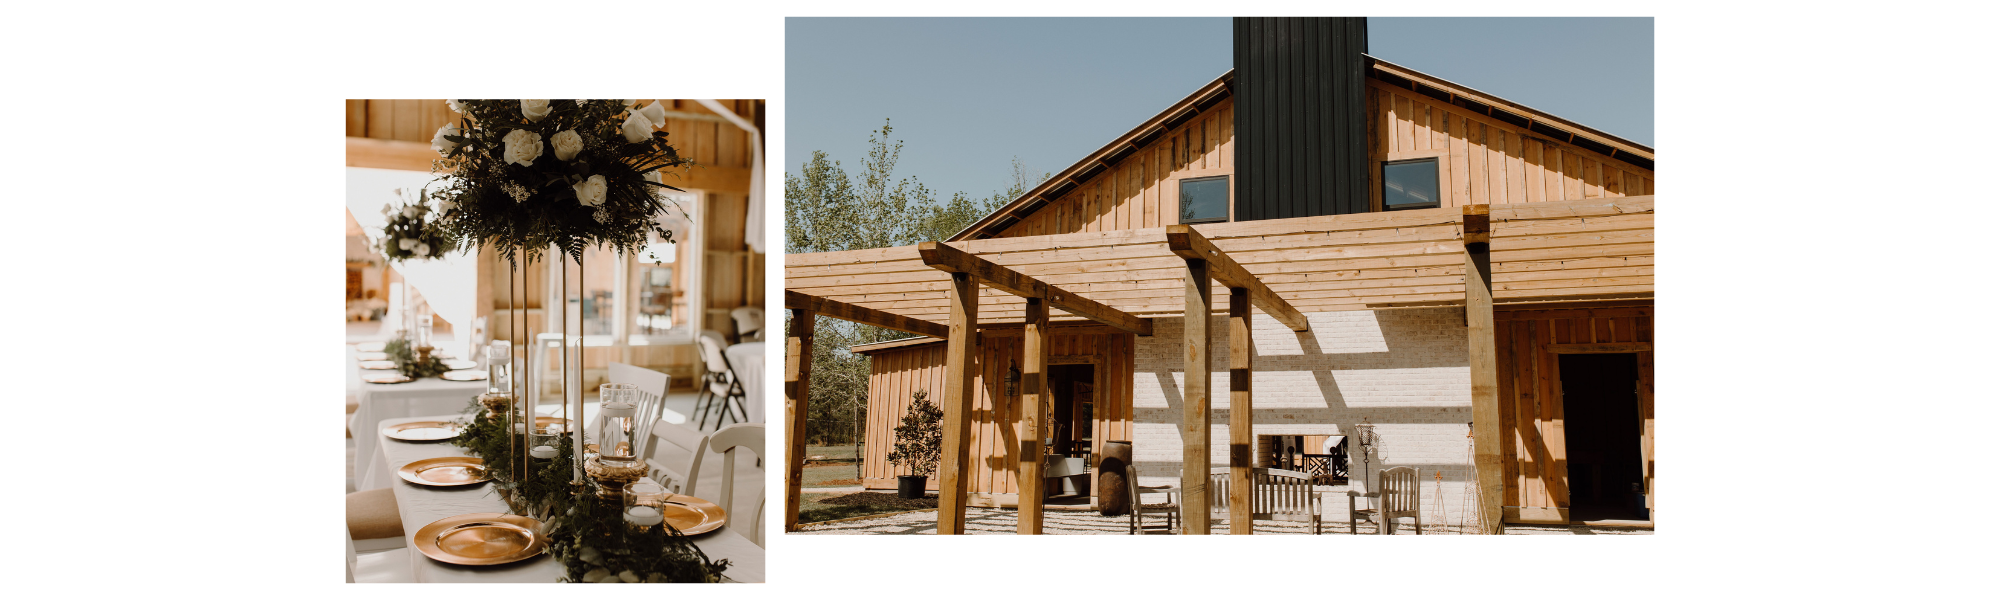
<box><xmin>428</xmin><ymin>99</ymin><xmax>694</xmax><ymax>265</ymax></box>
<box><xmin>452</xmin><ymin>399</ymin><xmax>726</xmax><ymax>582</ymax></box>
<box><xmin>383</xmin><ymin>336</ymin><xmax>449</xmax><ymax>378</ymax></box>
<box><xmin>377</xmin><ymin>188</ymin><xmax>457</xmax><ymax>262</ymax></box>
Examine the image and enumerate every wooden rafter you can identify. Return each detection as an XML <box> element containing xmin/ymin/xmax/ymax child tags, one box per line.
<box><xmin>783</xmin><ymin>290</ymin><xmax>948</xmax><ymax>339</ymax></box>
<box><xmin>1164</xmin><ymin>225</ymin><xmax>1310</xmax><ymax>331</ymax></box>
<box><xmin>917</xmin><ymin>241</ymin><xmax>1153</xmax><ymax>336</ymax></box>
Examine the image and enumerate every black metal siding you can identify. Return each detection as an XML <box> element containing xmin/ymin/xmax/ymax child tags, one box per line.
<box><xmin>1234</xmin><ymin>17</ymin><xmax>1369</xmax><ymax>220</ymax></box>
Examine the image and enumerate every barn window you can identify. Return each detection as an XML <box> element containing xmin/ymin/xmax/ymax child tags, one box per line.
<box><xmin>1178</xmin><ymin>175</ymin><xmax>1229</xmax><ymax>223</ymax></box>
<box><xmin>1382</xmin><ymin>159</ymin><xmax>1440</xmax><ymax>211</ymax></box>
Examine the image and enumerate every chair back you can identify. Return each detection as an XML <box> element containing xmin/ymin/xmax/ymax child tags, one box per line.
<box><xmin>1377</xmin><ymin>466</ymin><xmax>1420</xmax><ymax>517</ymax></box>
<box><xmin>730</xmin><ymin>306</ymin><xmax>764</xmax><ymax>341</ymax></box>
<box><xmin>1207</xmin><ymin>467</ymin><xmax>1315</xmax><ymax>521</ymax></box>
<box><xmin>708</xmin><ymin>423</ymin><xmax>765</xmax><ymax>544</ymax></box>
<box><xmin>644</xmin><ymin>419</ymin><xmax>709</xmax><ymax>497</ymax></box>
<box><xmin>607</xmin><ymin>362</ymin><xmax>671</xmax><ymax>458</ymax></box>
<box><xmin>695</xmin><ymin>333</ymin><xmax>734</xmax><ymax>378</ymax></box>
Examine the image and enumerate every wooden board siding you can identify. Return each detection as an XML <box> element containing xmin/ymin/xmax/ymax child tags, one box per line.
<box><xmin>1367</xmin><ymin>81</ymin><xmax>1652</xmax><ymax>210</ymax></box>
<box><xmin>998</xmin><ymin>98</ymin><xmax>1233</xmax><ymax>238</ymax></box>
<box><xmin>860</xmin><ymin>332</ymin><xmax>1137</xmax><ymax>499</ymax></box>
<box><xmin>1494</xmin><ymin>302</ymin><xmax>1654</xmax><ymax>524</ymax></box>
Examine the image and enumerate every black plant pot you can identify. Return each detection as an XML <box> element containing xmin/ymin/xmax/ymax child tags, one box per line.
<box><xmin>897</xmin><ymin>475</ymin><xmax>928</xmax><ymax>499</ymax></box>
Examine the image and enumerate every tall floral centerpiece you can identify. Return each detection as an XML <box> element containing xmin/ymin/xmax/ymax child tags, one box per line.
<box><xmin>376</xmin><ymin>189</ymin><xmax>456</xmax><ymax>377</ymax></box>
<box><xmin>426</xmin><ymin>100</ymin><xmax>719</xmax><ymax>582</ymax></box>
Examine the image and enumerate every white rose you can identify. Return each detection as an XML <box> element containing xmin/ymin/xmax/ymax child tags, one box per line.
<box><xmin>551</xmin><ymin>130</ymin><xmax>583</xmax><ymax>161</ymax></box>
<box><xmin>415</xmin><ymin>243</ymin><xmax>431</xmax><ymax>257</ymax></box>
<box><xmin>521</xmin><ymin>99</ymin><xmax>551</xmax><ymax>122</ymax></box>
<box><xmin>620</xmin><ymin>112</ymin><xmax>654</xmax><ymax>143</ymax></box>
<box><xmin>447</xmin><ymin>99</ymin><xmax>467</xmax><ymax>113</ymax></box>
<box><xmin>431</xmin><ymin>125</ymin><xmax>461</xmax><ymax>157</ymax></box>
<box><xmin>572</xmin><ymin>174</ymin><xmax>607</xmax><ymax>207</ymax></box>
<box><xmin>398</xmin><ymin>238</ymin><xmax>416</xmax><ymax>251</ymax></box>
<box><xmin>638</xmin><ymin>101</ymin><xmax>667</xmax><ymax>129</ymax></box>
<box><xmin>502</xmin><ymin>129</ymin><xmax>543</xmax><ymax>166</ymax></box>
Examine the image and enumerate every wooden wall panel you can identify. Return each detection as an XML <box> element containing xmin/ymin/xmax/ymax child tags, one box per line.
<box><xmin>1494</xmin><ymin>302</ymin><xmax>1654</xmax><ymax>524</ymax></box>
<box><xmin>1366</xmin><ymin>81</ymin><xmax>1651</xmax><ymax>210</ymax></box>
<box><xmin>997</xmin><ymin>98</ymin><xmax>1236</xmax><ymax>238</ymax></box>
<box><xmin>860</xmin><ymin>331</ymin><xmax>1138</xmax><ymax>495</ymax></box>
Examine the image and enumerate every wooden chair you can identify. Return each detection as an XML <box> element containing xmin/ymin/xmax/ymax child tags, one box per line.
<box><xmin>708</xmin><ymin>423</ymin><xmax>765</xmax><ymax>547</ymax></box>
<box><xmin>730</xmin><ymin>306</ymin><xmax>764</xmax><ymax>343</ymax></box>
<box><xmin>643</xmin><ymin>418</ymin><xmax>710</xmax><ymax>498</ymax></box>
<box><xmin>1126</xmin><ymin>469</ymin><xmax>1179</xmax><ymax>535</ymax></box>
<box><xmin>1335</xmin><ymin>466</ymin><xmax>1421</xmax><ymax>535</ymax></box>
<box><xmin>1207</xmin><ymin>467</ymin><xmax>1317</xmax><ymax>528</ymax></box>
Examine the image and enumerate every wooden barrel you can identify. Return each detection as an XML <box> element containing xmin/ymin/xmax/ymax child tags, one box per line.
<box><xmin>1096</xmin><ymin>441</ymin><xmax>1134</xmax><ymax>515</ymax></box>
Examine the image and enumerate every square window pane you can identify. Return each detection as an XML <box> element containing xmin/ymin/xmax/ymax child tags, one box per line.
<box><xmin>1180</xmin><ymin>176</ymin><xmax>1228</xmax><ymax>222</ymax></box>
<box><xmin>1383</xmin><ymin>160</ymin><xmax>1439</xmax><ymax>210</ymax></box>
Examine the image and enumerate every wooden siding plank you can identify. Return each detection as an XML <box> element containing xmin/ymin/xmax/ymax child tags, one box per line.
<box><xmin>1506</xmin><ymin>130</ymin><xmax>1528</xmax><ymax>204</ymax></box>
<box><xmin>1449</xmin><ymin>114</ymin><xmax>1471</xmax><ymax>207</ymax></box>
<box><xmin>1467</xmin><ymin>121</ymin><xmax>1488</xmax><ymax>205</ymax></box>
<box><xmin>1412</xmin><ymin>99</ymin><xmax>1432</xmax><ymax>152</ymax></box>
<box><xmin>1487</xmin><ymin>126</ymin><xmax>1509</xmax><ymax>205</ymax></box>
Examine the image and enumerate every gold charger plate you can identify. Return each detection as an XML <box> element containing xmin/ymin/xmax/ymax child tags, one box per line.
<box><xmin>355</xmin><ymin>341</ymin><xmax>386</xmax><ymax>352</ymax></box>
<box><xmin>355</xmin><ymin>351</ymin><xmax>390</xmax><ymax>361</ymax></box>
<box><xmin>362</xmin><ymin>373</ymin><xmax>413</xmax><ymax>384</ymax></box>
<box><xmin>398</xmin><ymin>456</ymin><xmax>488</xmax><ymax>487</ymax></box>
<box><xmin>655</xmin><ymin>495</ymin><xmax>727</xmax><ymax>536</ymax></box>
<box><xmin>358</xmin><ymin>360</ymin><xmax>398</xmax><ymax>370</ymax></box>
<box><xmin>442</xmin><ymin>358</ymin><xmax>477</xmax><ymax>370</ymax></box>
<box><xmin>385</xmin><ymin>420</ymin><xmax>459</xmax><ymax>442</ymax></box>
<box><xmin>440</xmin><ymin>369</ymin><xmax>487</xmax><ymax>381</ymax></box>
<box><xmin>414</xmin><ymin>513</ymin><xmax>546</xmax><ymax>566</ymax></box>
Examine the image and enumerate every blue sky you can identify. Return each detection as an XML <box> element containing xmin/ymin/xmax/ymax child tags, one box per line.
<box><xmin>785</xmin><ymin>17</ymin><xmax>1652</xmax><ymax>207</ymax></box>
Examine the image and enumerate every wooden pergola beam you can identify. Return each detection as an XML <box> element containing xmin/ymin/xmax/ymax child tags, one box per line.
<box><xmin>1463</xmin><ymin>205</ymin><xmax>1505</xmax><ymax>534</ymax></box>
<box><xmin>1017</xmin><ymin>298</ymin><xmax>1049</xmax><ymax>534</ymax></box>
<box><xmin>784</xmin><ymin>289</ymin><xmax>948</xmax><ymax>339</ymax></box>
<box><xmin>917</xmin><ymin>241</ymin><xmax>1153</xmax><ymax>336</ymax></box>
<box><xmin>1164</xmin><ymin>225</ymin><xmax>1311</xmax><ymax>332</ymax></box>
<box><xmin>782</xmin><ymin>308</ymin><xmax>815</xmax><ymax>533</ymax></box>
<box><xmin>1227</xmin><ymin>287</ymin><xmax>1253</xmax><ymax>534</ymax></box>
<box><xmin>1181</xmin><ymin>258</ymin><xmax>1212</xmax><ymax>534</ymax></box>
<box><xmin>936</xmin><ymin>273</ymin><xmax>979</xmax><ymax>534</ymax></box>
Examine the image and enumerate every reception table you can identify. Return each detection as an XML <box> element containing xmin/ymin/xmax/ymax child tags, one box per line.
<box><xmin>351</xmin><ymin>360</ymin><xmax>488</xmax><ymax>490</ymax></box>
<box><xmin>376</xmin><ymin>416</ymin><xmax>765</xmax><ymax>583</ymax></box>
<box><xmin>723</xmin><ymin>342</ymin><xmax>763</xmax><ymax>423</ymax></box>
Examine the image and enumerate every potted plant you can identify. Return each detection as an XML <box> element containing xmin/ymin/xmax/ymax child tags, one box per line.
<box><xmin>886</xmin><ymin>390</ymin><xmax>943</xmax><ymax>499</ymax></box>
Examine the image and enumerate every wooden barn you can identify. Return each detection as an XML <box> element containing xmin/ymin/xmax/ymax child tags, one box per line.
<box><xmin>784</xmin><ymin>17</ymin><xmax>1653</xmax><ymax>534</ymax></box>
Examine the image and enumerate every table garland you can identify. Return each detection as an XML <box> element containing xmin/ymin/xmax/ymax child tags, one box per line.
<box><xmin>452</xmin><ymin>400</ymin><xmax>728</xmax><ymax>582</ymax></box>
<box><xmin>383</xmin><ymin>336</ymin><xmax>449</xmax><ymax>379</ymax></box>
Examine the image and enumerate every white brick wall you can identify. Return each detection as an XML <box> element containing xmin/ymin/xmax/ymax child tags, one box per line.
<box><xmin>1129</xmin><ymin>307</ymin><xmax>1481</xmax><ymax>525</ymax></box>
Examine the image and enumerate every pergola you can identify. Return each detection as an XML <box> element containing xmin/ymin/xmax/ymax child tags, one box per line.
<box><xmin>783</xmin><ymin>195</ymin><xmax>1654</xmax><ymax>534</ymax></box>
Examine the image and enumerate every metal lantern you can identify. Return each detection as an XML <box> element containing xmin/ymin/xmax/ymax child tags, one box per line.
<box><xmin>415</xmin><ymin>313</ymin><xmax>434</xmax><ymax>350</ymax></box>
<box><xmin>597</xmin><ymin>383</ymin><xmax>640</xmax><ymax>468</ymax></box>
<box><xmin>486</xmin><ymin>341</ymin><xmax>512</xmax><ymax>395</ymax></box>
<box><xmin>1004</xmin><ymin>361</ymin><xmax>1020</xmax><ymax>398</ymax></box>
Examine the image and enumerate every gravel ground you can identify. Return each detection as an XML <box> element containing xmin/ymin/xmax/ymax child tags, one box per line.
<box><xmin>793</xmin><ymin>507</ymin><xmax>1653</xmax><ymax>535</ymax></box>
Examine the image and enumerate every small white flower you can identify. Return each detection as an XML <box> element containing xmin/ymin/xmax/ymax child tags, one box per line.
<box><xmin>593</xmin><ymin>208</ymin><xmax>608</xmax><ymax>223</ymax></box>
<box><xmin>439</xmin><ymin>198</ymin><xmax>457</xmax><ymax>211</ymax></box>
<box><xmin>431</xmin><ymin>125</ymin><xmax>461</xmax><ymax>157</ymax></box>
<box><xmin>502</xmin><ymin>129</ymin><xmax>544</xmax><ymax>166</ymax></box>
<box><xmin>620</xmin><ymin>112</ymin><xmax>654</xmax><ymax>143</ymax></box>
<box><xmin>572</xmin><ymin>174</ymin><xmax>608</xmax><ymax>207</ymax></box>
<box><xmin>415</xmin><ymin>243</ymin><xmax>430</xmax><ymax>256</ymax></box>
<box><xmin>380</xmin><ymin>203</ymin><xmax>392</xmax><ymax>216</ymax></box>
<box><xmin>638</xmin><ymin>100</ymin><xmax>667</xmax><ymax>129</ymax></box>
<box><xmin>447</xmin><ymin>99</ymin><xmax>467</xmax><ymax>113</ymax></box>
<box><xmin>398</xmin><ymin>238</ymin><xmax>416</xmax><ymax>251</ymax></box>
<box><xmin>403</xmin><ymin>206</ymin><xmax>419</xmax><ymax>218</ymax></box>
<box><xmin>551</xmin><ymin>130</ymin><xmax>584</xmax><ymax>161</ymax></box>
<box><xmin>502</xmin><ymin>181</ymin><xmax>531</xmax><ymax>203</ymax></box>
<box><xmin>575</xmin><ymin>99</ymin><xmax>587</xmax><ymax>106</ymax></box>
<box><xmin>617</xmin><ymin>570</ymin><xmax>640</xmax><ymax>583</ymax></box>
<box><xmin>521</xmin><ymin>99</ymin><xmax>552</xmax><ymax>123</ymax></box>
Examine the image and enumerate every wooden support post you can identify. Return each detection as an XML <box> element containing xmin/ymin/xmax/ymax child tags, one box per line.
<box><xmin>1017</xmin><ymin>297</ymin><xmax>1049</xmax><ymax>535</ymax></box>
<box><xmin>1181</xmin><ymin>258</ymin><xmax>1212</xmax><ymax>534</ymax></box>
<box><xmin>937</xmin><ymin>272</ymin><xmax>979</xmax><ymax>535</ymax></box>
<box><xmin>783</xmin><ymin>308</ymin><xmax>815</xmax><ymax>533</ymax></box>
<box><xmin>1227</xmin><ymin>287</ymin><xmax>1253</xmax><ymax>534</ymax></box>
<box><xmin>1463</xmin><ymin>205</ymin><xmax>1505</xmax><ymax>534</ymax></box>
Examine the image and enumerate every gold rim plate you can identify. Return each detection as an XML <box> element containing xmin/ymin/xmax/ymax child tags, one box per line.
<box><xmin>385</xmin><ymin>420</ymin><xmax>459</xmax><ymax>442</ymax></box>
<box><xmin>355</xmin><ymin>342</ymin><xmax>387</xmax><ymax>352</ymax></box>
<box><xmin>362</xmin><ymin>373</ymin><xmax>413</xmax><ymax>384</ymax></box>
<box><xmin>442</xmin><ymin>359</ymin><xmax>477</xmax><ymax>370</ymax></box>
<box><xmin>398</xmin><ymin>456</ymin><xmax>488</xmax><ymax>487</ymax></box>
<box><xmin>440</xmin><ymin>370</ymin><xmax>487</xmax><ymax>381</ymax></box>
<box><xmin>414</xmin><ymin>513</ymin><xmax>546</xmax><ymax>566</ymax></box>
<box><xmin>656</xmin><ymin>495</ymin><xmax>727</xmax><ymax>536</ymax></box>
<box><xmin>358</xmin><ymin>360</ymin><xmax>399</xmax><ymax>370</ymax></box>
<box><xmin>355</xmin><ymin>351</ymin><xmax>390</xmax><ymax>361</ymax></box>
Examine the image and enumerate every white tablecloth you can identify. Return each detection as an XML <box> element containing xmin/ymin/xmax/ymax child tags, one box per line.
<box><xmin>377</xmin><ymin>416</ymin><xmax>765</xmax><ymax>583</ymax></box>
<box><xmin>351</xmin><ymin>364</ymin><xmax>489</xmax><ymax>490</ymax></box>
<box><xmin>724</xmin><ymin>342</ymin><xmax>763</xmax><ymax>423</ymax></box>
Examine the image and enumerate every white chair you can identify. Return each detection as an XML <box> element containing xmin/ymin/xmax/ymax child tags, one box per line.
<box><xmin>693</xmin><ymin>333</ymin><xmax>748</xmax><ymax>430</ymax></box>
<box><xmin>708</xmin><ymin>423</ymin><xmax>765</xmax><ymax>547</ymax></box>
<box><xmin>730</xmin><ymin>306</ymin><xmax>764</xmax><ymax>342</ymax></box>
<box><xmin>644</xmin><ymin>418</ymin><xmax>710</xmax><ymax>498</ymax></box>
<box><xmin>599</xmin><ymin>362</ymin><xmax>671</xmax><ymax>458</ymax></box>
<box><xmin>344</xmin><ymin>498</ymin><xmax>413</xmax><ymax>583</ymax></box>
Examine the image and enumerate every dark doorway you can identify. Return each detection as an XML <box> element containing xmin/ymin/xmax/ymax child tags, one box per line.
<box><xmin>1043</xmin><ymin>364</ymin><xmax>1096</xmax><ymax>503</ymax></box>
<box><xmin>1559</xmin><ymin>353</ymin><xmax>1647</xmax><ymax>521</ymax></box>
